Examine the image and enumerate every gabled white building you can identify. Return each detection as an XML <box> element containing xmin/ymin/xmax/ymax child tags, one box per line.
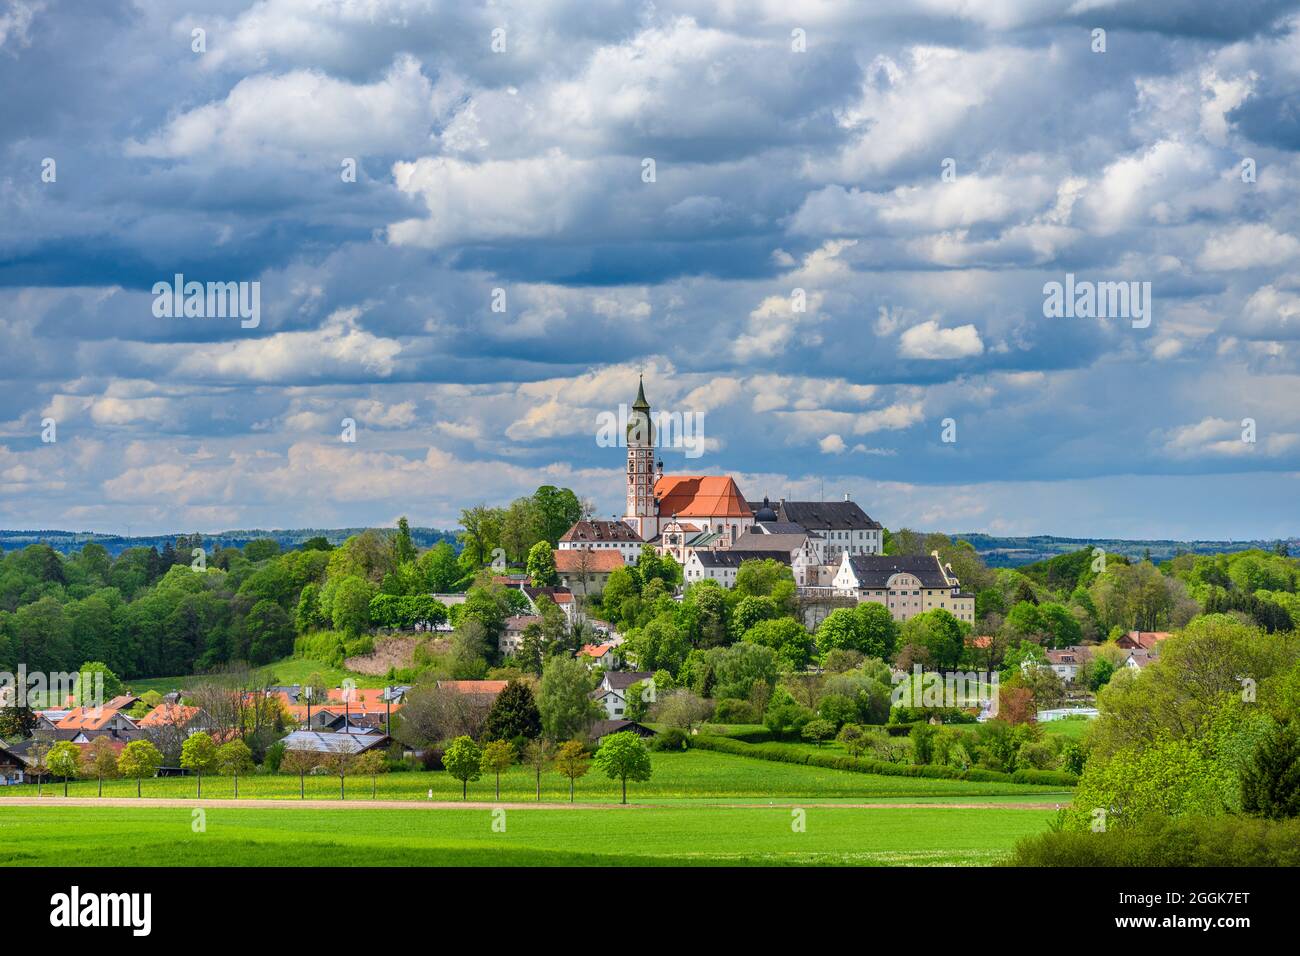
<box><xmin>831</xmin><ymin>551</ymin><xmax>975</xmax><ymax>623</ymax></box>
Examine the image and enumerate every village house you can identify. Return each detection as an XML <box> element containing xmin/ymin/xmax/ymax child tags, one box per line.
<box><xmin>763</xmin><ymin>495</ymin><xmax>884</xmax><ymax>563</ymax></box>
<box><xmin>588</xmin><ymin>719</ymin><xmax>656</xmax><ymax>745</ymax></box>
<box><xmin>436</xmin><ymin>680</ymin><xmax>509</xmax><ymax>704</ymax></box>
<box><xmin>591</xmin><ymin>671</ymin><xmax>654</xmax><ymax>719</ymax></box>
<box><xmin>53</xmin><ymin>695</ymin><xmax>141</xmax><ymax>735</ymax></box>
<box><xmin>499</xmin><ymin>614</ymin><xmax>542</xmax><ymax>656</ymax></box>
<box><xmin>1122</xmin><ymin>649</ymin><xmax>1154</xmax><ymax>670</ymax></box>
<box><xmin>558</xmin><ymin>519</ymin><xmax>645</xmax><ymax>563</ymax></box>
<box><xmin>831</xmin><ymin>552</ymin><xmax>975</xmax><ymax>623</ymax></box>
<box><xmin>0</xmin><ymin>744</ymin><xmax>27</xmax><ymax>786</ymax></box>
<box><xmin>683</xmin><ymin>549</ymin><xmax>792</xmax><ymax>587</ymax></box>
<box><xmin>554</xmin><ymin>547</ymin><xmax>625</xmax><ymax>596</ymax></box>
<box><xmin>307</xmin><ymin>709</ymin><xmax>390</xmax><ymax>734</ymax></box>
<box><xmin>279</xmin><ymin>730</ymin><xmax>390</xmax><ymax>755</ymax></box>
<box><xmin>1117</xmin><ymin>631</ymin><xmax>1170</xmax><ymax>651</ymax></box>
<box><xmin>1044</xmin><ymin>647</ymin><xmax>1090</xmax><ymax>683</ymax></box>
<box><xmin>137</xmin><ymin>702</ymin><xmax>215</xmax><ymax>736</ymax></box>
<box><xmin>732</xmin><ymin>526</ymin><xmax>824</xmax><ymax>586</ymax></box>
<box><xmin>579</xmin><ymin>642</ymin><xmax>622</xmax><ymax>669</ymax></box>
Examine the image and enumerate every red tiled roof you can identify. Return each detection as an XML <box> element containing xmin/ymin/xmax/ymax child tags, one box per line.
<box><xmin>580</xmin><ymin>643</ymin><xmax>615</xmax><ymax>658</ymax></box>
<box><xmin>437</xmin><ymin>680</ymin><xmax>508</xmax><ymax>696</ymax></box>
<box><xmin>555</xmin><ymin>549</ymin><xmax>625</xmax><ymax>573</ymax></box>
<box><xmin>1120</xmin><ymin>631</ymin><xmax>1171</xmax><ymax>650</ymax></box>
<box><xmin>654</xmin><ymin>475</ymin><xmax>751</xmax><ymax>518</ymax></box>
<box><xmin>560</xmin><ymin>520</ymin><xmax>642</xmax><ymax>543</ymax></box>
<box><xmin>54</xmin><ymin>695</ymin><xmax>138</xmax><ymax>731</ymax></box>
<box><xmin>325</xmin><ymin>687</ymin><xmax>389</xmax><ymax>708</ymax></box>
<box><xmin>137</xmin><ymin>703</ymin><xmax>201</xmax><ymax>727</ymax></box>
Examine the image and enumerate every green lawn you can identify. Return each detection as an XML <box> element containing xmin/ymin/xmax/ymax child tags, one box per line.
<box><xmin>0</xmin><ymin>803</ymin><xmax>1052</xmax><ymax>866</ymax></box>
<box><xmin>2</xmin><ymin>750</ymin><xmax>1067</xmax><ymax>804</ymax></box>
<box><xmin>1039</xmin><ymin>718</ymin><xmax>1094</xmax><ymax>742</ymax></box>
<box><xmin>123</xmin><ymin>657</ymin><xmax>386</xmax><ymax>697</ymax></box>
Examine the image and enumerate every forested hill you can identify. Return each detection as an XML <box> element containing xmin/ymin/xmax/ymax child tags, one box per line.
<box><xmin>6</xmin><ymin>528</ymin><xmax>1294</xmax><ymax>565</ymax></box>
<box><xmin>0</xmin><ymin>528</ymin><xmax>460</xmax><ymax>557</ymax></box>
<box><xmin>959</xmin><ymin>534</ymin><xmax>1298</xmax><ymax>568</ymax></box>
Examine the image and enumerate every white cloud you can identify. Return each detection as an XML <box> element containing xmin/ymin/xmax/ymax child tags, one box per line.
<box><xmin>1080</xmin><ymin>140</ymin><xmax>1234</xmax><ymax>235</ymax></box>
<box><xmin>1197</xmin><ymin>225</ymin><xmax>1300</xmax><ymax>271</ymax></box>
<box><xmin>1239</xmin><ymin>285</ymin><xmax>1300</xmax><ymax>339</ymax></box>
<box><xmin>806</xmin><ymin>45</ymin><xmax>1049</xmax><ymax>180</ymax></box>
<box><xmin>1161</xmin><ymin>416</ymin><xmax>1300</xmax><ymax>458</ymax></box>
<box><xmin>132</xmin><ymin>308</ymin><xmax>403</xmax><ymax>384</ymax></box>
<box><xmin>387</xmin><ymin>149</ymin><xmax>602</xmax><ymax>248</ymax></box>
<box><xmin>899</xmin><ymin>320</ymin><xmax>984</xmax><ymax>359</ymax></box>
<box><xmin>0</xmin><ymin>0</ymin><xmax>41</xmax><ymax>49</ymax></box>
<box><xmin>128</xmin><ymin>56</ymin><xmax>440</xmax><ymax>163</ymax></box>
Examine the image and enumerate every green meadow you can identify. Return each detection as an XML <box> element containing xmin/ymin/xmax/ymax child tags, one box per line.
<box><xmin>1</xmin><ymin>749</ymin><xmax>1067</xmax><ymax>804</ymax></box>
<box><xmin>122</xmin><ymin>657</ymin><xmax>383</xmax><ymax>697</ymax></box>
<box><xmin>0</xmin><ymin>803</ymin><xmax>1054</xmax><ymax>866</ymax></box>
<box><xmin>2</xmin><ymin>746</ymin><xmax>1069</xmax><ymax>865</ymax></box>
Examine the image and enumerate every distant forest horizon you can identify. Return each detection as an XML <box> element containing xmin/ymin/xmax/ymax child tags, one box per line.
<box><xmin>2</xmin><ymin>527</ymin><xmax>1294</xmax><ymax>569</ymax></box>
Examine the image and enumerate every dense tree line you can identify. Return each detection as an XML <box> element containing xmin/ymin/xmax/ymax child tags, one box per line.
<box><xmin>0</xmin><ymin>484</ymin><xmax>586</xmax><ymax>682</ymax></box>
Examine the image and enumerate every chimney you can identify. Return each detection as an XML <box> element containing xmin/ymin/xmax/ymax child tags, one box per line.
<box><xmin>843</xmin><ymin>492</ymin><xmax>850</xmax><ymax>502</ymax></box>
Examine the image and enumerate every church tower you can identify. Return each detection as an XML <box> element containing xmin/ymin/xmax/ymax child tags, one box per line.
<box><xmin>624</xmin><ymin>375</ymin><xmax>661</xmax><ymax>539</ymax></box>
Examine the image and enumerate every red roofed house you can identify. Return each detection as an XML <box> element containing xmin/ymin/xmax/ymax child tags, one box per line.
<box><xmin>436</xmin><ymin>680</ymin><xmax>509</xmax><ymax>701</ymax></box>
<box><xmin>54</xmin><ymin>695</ymin><xmax>140</xmax><ymax>734</ymax></box>
<box><xmin>1117</xmin><ymin>631</ymin><xmax>1171</xmax><ymax>651</ymax></box>
<box><xmin>137</xmin><ymin>702</ymin><xmax>215</xmax><ymax>734</ymax></box>
<box><xmin>579</xmin><ymin>642</ymin><xmax>623</xmax><ymax>670</ymax></box>
<box><xmin>558</xmin><ymin>520</ymin><xmax>645</xmax><ymax>563</ymax></box>
<box><xmin>555</xmin><ymin>548</ymin><xmax>625</xmax><ymax>596</ymax></box>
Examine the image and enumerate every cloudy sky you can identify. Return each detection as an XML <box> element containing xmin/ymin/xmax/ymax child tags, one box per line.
<box><xmin>1</xmin><ymin>0</ymin><xmax>1298</xmax><ymax>540</ymax></box>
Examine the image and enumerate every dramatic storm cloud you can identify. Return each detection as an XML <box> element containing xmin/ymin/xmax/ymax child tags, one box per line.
<box><xmin>1</xmin><ymin>0</ymin><xmax>1298</xmax><ymax>538</ymax></box>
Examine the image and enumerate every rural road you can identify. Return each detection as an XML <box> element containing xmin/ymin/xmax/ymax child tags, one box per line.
<box><xmin>0</xmin><ymin>797</ymin><xmax>1062</xmax><ymax>811</ymax></box>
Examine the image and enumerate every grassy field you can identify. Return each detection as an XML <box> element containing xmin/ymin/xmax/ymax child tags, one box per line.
<box><xmin>1039</xmin><ymin>718</ymin><xmax>1094</xmax><ymax>742</ymax></box>
<box><xmin>123</xmin><ymin>657</ymin><xmax>386</xmax><ymax>697</ymax></box>
<box><xmin>0</xmin><ymin>803</ymin><xmax>1053</xmax><ymax>866</ymax></box>
<box><xmin>1</xmin><ymin>750</ymin><xmax>1068</xmax><ymax>804</ymax></box>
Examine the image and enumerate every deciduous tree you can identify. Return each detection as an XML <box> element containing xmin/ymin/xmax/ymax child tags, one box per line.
<box><xmin>118</xmin><ymin>740</ymin><xmax>163</xmax><ymax>797</ymax></box>
<box><xmin>480</xmin><ymin>739</ymin><xmax>515</xmax><ymax>799</ymax></box>
<box><xmin>47</xmin><ymin>741</ymin><xmax>81</xmax><ymax>796</ymax></box>
<box><xmin>216</xmin><ymin>739</ymin><xmax>255</xmax><ymax>798</ymax></box>
<box><xmin>593</xmin><ymin>731</ymin><xmax>652</xmax><ymax>805</ymax></box>
<box><xmin>180</xmin><ymin>732</ymin><xmax>218</xmax><ymax>797</ymax></box>
<box><xmin>554</xmin><ymin>740</ymin><xmax>590</xmax><ymax>802</ymax></box>
<box><xmin>443</xmin><ymin>735</ymin><xmax>483</xmax><ymax>800</ymax></box>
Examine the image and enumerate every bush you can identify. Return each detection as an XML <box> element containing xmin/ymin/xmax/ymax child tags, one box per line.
<box><xmin>262</xmin><ymin>741</ymin><xmax>285</xmax><ymax>773</ymax></box>
<box><xmin>418</xmin><ymin>747</ymin><xmax>445</xmax><ymax>771</ymax></box>
<box><xmin>700</xmin><ymin>724</ymin><xmax>774</xmax><ymax>743</ymax></box>
<box><xmin>890</xmin><ymin>706</ymin><xmax>976</xmax><ymax>725</ymax></box>
<box><xmin>712</xmin><ymin>698</ymin><xmax>761</xmax><ymax>724</ymax></box>
<box><xmin>1007</xmin><ymin>814</ymin><xmax>1300</xmax><ymax>866</ymax></box>
<box><xmin>294</xmin><ymin>631</ymin><xmax>347</xmax><ymax>667</ymax></box>
<box><xmin>688</xmin><ymin>734</ymin><xmax>1071</xmax><ymax>786</ymax></box>
<box><xmin>650</xmin><ymin>728</ymin><xmax>690</xmax><ymax>752</ymax></box>
<box><xmin>1010</xmin><ymin>768</ymin><xmax>1079</xmax><ymax>787</ymax></box>
<box><xmin>343</xmin><ymin>635</ymin><xmax>375</xmax><ymax>657</ymax></box>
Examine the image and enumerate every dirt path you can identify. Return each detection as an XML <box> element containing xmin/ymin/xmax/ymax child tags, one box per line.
<box><xmin>0</xmin><ymin>797</ymin><xmax>1062</xmax><ymax>812</ymax></box>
